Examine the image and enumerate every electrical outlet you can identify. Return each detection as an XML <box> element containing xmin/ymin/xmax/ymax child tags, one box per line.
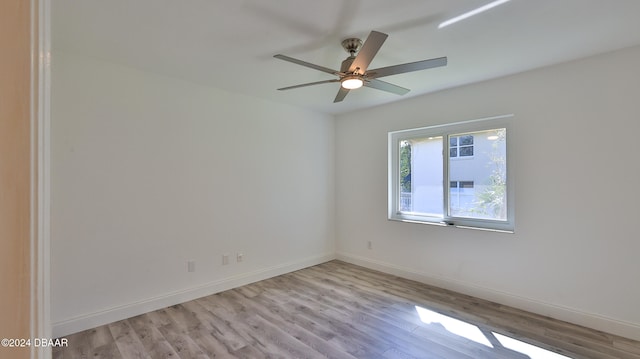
<box><xmin>222</xmin><ymin>254</ymin><xmax>229</xmax><ymax>265</ymax></box>
<box><xmin>187</xmin><ymin>260</ymin><xmax>196</xmax><ymax>272</ymax></box>
<box><xmin>367</xmin><ymin>241</ymin><xmax>372</xmax><ymax>250</ymax></box>
<box><xmin>237</xmin><ymin>252</ymin><xmax>243</xmax><ymax>262</ymax></box>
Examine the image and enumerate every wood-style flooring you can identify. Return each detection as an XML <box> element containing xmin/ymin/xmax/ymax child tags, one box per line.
<box><xmin>52</xmin><ymin>260</ymin><xmax>640</xmax><ymax>358</ymax></box>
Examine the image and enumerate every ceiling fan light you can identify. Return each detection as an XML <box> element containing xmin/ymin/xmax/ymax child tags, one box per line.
<box><xmin>341</xmin><ymin>76</ymin><xmax>364</xmax><ymax>90</ymax></box>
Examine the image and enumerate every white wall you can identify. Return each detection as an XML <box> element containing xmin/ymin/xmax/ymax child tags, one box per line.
<box><xmin>335</xmin><ymin>45</ymin><xmax>640</xmax><ymax>340</ymax></box>
<box><xmin>51</xmin><ymin>52</ymin><xmax>335</xmax><ymax>336</ymax></box>
<box><xmin>52</xmin><ymin>45</ymin><xmax>640</xmax><ymax>341</ymax></box>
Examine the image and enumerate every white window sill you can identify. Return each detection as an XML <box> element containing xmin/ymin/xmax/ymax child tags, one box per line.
<box><xmin>388</xmin><ymin>217</ymin><xmax>514</xmax><ymax>234</ymax></box>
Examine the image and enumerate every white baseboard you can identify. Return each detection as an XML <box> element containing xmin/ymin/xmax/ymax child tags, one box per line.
<box><xmin>336</xmin><ymin>252</ymin><xmax>640</xmax><ymax>342</ymax></box>
<box><xmin>52</xmin><ymin>253</ymin><xmax>335</xmax><ymax>338</ymax></box>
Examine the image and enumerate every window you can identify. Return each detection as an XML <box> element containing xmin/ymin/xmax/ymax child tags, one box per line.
<box><xmin>450</xmin><ymin>135</ymin><xmax>474</xmax><ymax>158</ymax></box>
<box><xmin>389</xmin><ymin>115</ymin><xmax>514</xmax><ymax>232</ymax></box>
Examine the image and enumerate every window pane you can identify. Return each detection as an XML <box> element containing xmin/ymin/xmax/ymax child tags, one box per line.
<box><xmin>449</xmin><ymin>128</ymin><xmax>507</xmax><ymax>220</ymax></box>
<box><xmin>450</xmin><ymin>137</ymin><xmax>457</xmax><ymax>146</ymax></box>
<box><xmin>399</xmin><ymin>141</ymin><xmax>412</xmax><ymax>211</ymax></box>
<box><xmin>460</xmin><ymin>181</ymin><xmax>474</xmax><ymax>188</ymax></box>
<box><xmin>401</xmin><ymin>136</ymin><xmax>443</xmax><ymax>216</ymax></box>
<box><xmin>450</xmin><ymin>148</ymin><xmax>458</xmax><ymax>158</ymax></box>
<box><xmin>459</xmin><ymin>135</ymin><xmax>474</xmax><ymax>146</ymax></box>
<box><xmin>459</xmin><ymin>146</ymin><xmax>474</xmax><ymax>157</ymax></box>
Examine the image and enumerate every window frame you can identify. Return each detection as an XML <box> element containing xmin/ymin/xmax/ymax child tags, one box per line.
<box><xmin>388</xmin><ymin>115</ymin><xmax>515</xmax><ymax>233</ymax></box>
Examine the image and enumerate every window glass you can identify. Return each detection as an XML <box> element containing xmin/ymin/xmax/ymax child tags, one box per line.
<box><xmin>450</xmin><ymin>135</ymin><xmax>474</xmax><ymax>158</ymax></box>
<box><xmin>459</xmin><ymin>146</ymin><xmax>474</xmax><ymax>157</ymax></box>
<box><xmin>399</xmin><ymin>136</ymin><xmax>443</xmax><ymax>216</ymax></box>
<box><xmin>450</xmin><ymin>180</ymin><xmax>475</xmax><ymax>217</ymax></box>
<box><xmin>459</xmin><ymin>135</ymin><xmax>473</xmax><ymax>146</ymax></box>
<box><xmin>448</xmin><ymin>129</ymin><xmax>506</xmax><ymax>220</ymax></box>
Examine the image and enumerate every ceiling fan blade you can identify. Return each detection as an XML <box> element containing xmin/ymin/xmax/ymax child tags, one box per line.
<box><xmin>348</xmin><ymin>31</ymin><xmax>388</xmax><ymax>74</ymax></box>
<box><xmin>277</xmin><ymin>79</ymin><xmax>340</xmax><ymax>91</ymax></box>
<box><xmin>274</xmin><ymin>54</ymin><xmax>341</xmax><ymax>76</ymax></box>
<box><xmin>334</xmin><ymin>87</ymin><xmax>350</xmax><ymax>103</ymax></box>
<box><xmin>367</xmin><ymin>57</ymin><xmax>447</xmax><ymax>79</ymax></box>
<box><xmin>364</xmin><ymin>79</ymin><xmax>410</xmax><ymax>95</ymax></box>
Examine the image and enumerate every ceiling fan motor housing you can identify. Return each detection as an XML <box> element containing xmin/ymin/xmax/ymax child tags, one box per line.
<box><xmin>341</xmin><ymin>38</ymin><xmax>363</xmax><ymax>56</ymax></box>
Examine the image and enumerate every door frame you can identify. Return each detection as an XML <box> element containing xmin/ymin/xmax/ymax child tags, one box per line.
<box><xmin>32</xmin><ymin>0</ymin><xmax>51</xmax><ymax>357</ymax></box>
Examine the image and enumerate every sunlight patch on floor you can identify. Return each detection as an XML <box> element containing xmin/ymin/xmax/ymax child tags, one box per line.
<box><xmin>414</xmin><ymin>306</ymin><xmax>493</xmax><ymax>347</ymax></box>
<box><xmin>415</xmin><ymin>305</ymin><xmax>574</xmax><ymax>358</ymax></box>
<box><xmin>493</xmin><ymin>332</ymin><xmax>572</xmax><ymax>359</ymax></box>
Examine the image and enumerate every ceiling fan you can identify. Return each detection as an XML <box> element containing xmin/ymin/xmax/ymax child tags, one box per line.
<box><xmin>274</xmin><ymin>30</ymin><xmax>447</xmax><ymax>103</ymax></box>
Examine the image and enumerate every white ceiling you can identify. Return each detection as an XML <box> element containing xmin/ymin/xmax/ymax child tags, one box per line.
<box><xmin>53</xmin><ymin>0</ymin><xmax>640</xmax><ymax>115</ymax></box>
